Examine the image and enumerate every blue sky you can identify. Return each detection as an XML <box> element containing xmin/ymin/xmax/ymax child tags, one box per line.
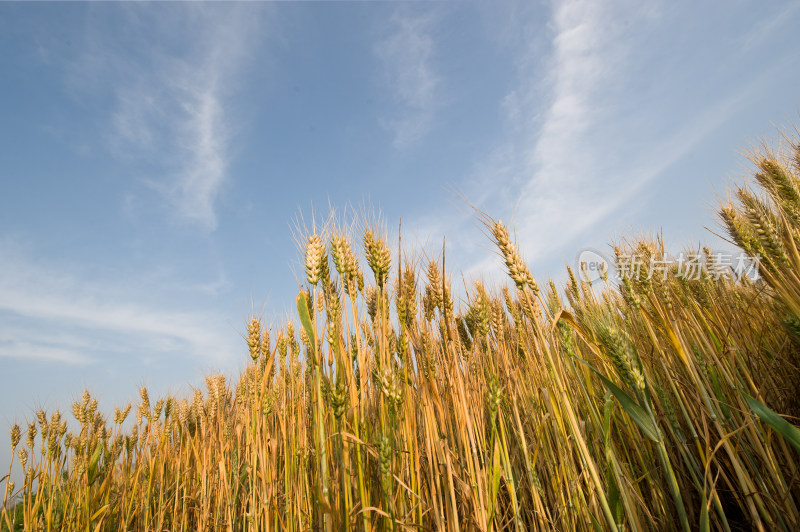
<box><xmin>2</xmin><ymin>0</ymin><xmax>799</xmax><ymax>472</ymax></box>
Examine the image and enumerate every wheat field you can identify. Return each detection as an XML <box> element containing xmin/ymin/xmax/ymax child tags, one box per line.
<box><xmin>2</xmin><ymin>132</ymin><xmax>800</xmax><ymax>531</ymax></box>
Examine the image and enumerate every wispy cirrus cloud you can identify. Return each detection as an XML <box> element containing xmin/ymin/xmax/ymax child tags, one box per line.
<box><xmin>502</xmin><ymin>0</ymin><xmax>655</xmax><ymax>258</ymax></box>
<box><xmin>408</xmin><ymin>0</ymin><xmax>773</xmax><ymax>286</ymax></box>
<box><xmin>740</xmin><ymin>2</ymin><xmax>800</xmax><ymax>52</ymax></box>
<box><xmin>504</xmin><ymin>0</ymin><xmax>775</xmax><ymax>263</ymax></box>
<box><xmin>408</xmin><ymin>0</ymin><xmax>654</xmax><ymax>281</ymax></box>
<box><xmin>374</xmin><ymin>10</ymin><xmax>441</xmax><ymax>149</ymax></box>
<box><xmin>0</xmin><ymin>241</ymin><xmax>238</xmax><ymax>366</ymax></box>
<box><xmin>0</xmin><ymin>335</ymin><xmax>94</xmax><ymax>365</ymax></box>
<box><xmin>76</xmin><ymin>4</ymin><xmax>265</xmax><ymax>230</ymax></box>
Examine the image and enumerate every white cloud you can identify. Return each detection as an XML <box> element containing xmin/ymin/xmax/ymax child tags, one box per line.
<box><xmin>404</xmin><ymin>0</ymin><xmax>650</xmax><ymax>281</ymax></box>
<box><xmin>508</xmin><ymin>0</ymin><xmax>649</xmax><ymax>255</ymax></box>
<box><xmin>505</xmin><ymin>0</ymin><xmax>772</xmax><ymax>263</ymax></box>
<box><xmin>0</xmin><ymin>338</ymin><xmax>93</xmax><ymax>365</ymax></box>
<box><xmin>406</xmin><ymin>0</ymin><xmax>769</xmax><ymax>287</ymax></box>
<box><xmin>81</xmin><ymin>5</ymin><xmax>264</xmax><ymax>230</ymax></box>
<box><xmin>375</xmin><ymin>10</ymin><xmax>441</xmax><ymax>149</ymax></box>
<box><xmin>740</xmin><ymin>2</ymin><xmax>800</xmax><ymax>53</ymax></box>
<box><xmin>0</xmin><ymin>243</ymin><xmax>238</xmax><ymax>366</ymax></box>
